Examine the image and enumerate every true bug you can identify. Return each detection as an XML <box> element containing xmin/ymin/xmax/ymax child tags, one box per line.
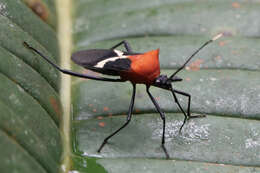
<box><xmin>24</xmin><ymin>33</ymin><xmax>222</xmax><ymax>158</ymax></box>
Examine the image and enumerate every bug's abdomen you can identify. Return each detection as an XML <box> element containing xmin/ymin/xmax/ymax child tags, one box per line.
<box><xmin>120</xmin><ymin>49</ymin><xmax>160</xmax><ymax>84</ymax></box>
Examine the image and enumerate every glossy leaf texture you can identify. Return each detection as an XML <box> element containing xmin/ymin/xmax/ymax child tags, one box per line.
<box><xmin>0</xmin><ymin>0</ymin><xmax>62</xmax><ymax>173</ymax></box>
<box><xmin>72</xmin><ymin>0</ymin><xmax>260</xmax><ymax>173</ymax></box>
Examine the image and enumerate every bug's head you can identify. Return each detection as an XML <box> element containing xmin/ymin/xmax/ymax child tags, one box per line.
<box><xmin>168</xmin><ymin>75</ymin><xmax>183</xmax><ymax>82</ymax></box>
<box><xmin>153</xmin><ymin>75</ymin><xmax>183</xmax><ymax>90</ymax></box>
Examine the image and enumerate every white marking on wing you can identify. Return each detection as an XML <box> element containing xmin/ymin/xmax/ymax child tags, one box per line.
<box><xmin>94</xmin><ymin>49</ymin><xmax>128</xmax><ymax>68</ymax></box>
<box><xmin>114</xmin><ymin>49</ymin><xmax>124</xmax><ymax>56</ymax></box>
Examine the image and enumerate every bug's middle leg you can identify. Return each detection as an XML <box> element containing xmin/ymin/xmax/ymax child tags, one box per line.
<box><xmin>146</xmin><ymin>86</ymin><xmax>170</xmax><ymax>159</ymax></box>
<box><xmin>97</xmin><ymin>83</ymin><xmax>136</xmax><ymax>153</ymax></box>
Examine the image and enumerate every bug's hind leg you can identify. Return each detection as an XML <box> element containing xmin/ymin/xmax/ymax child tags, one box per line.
<box><xmin>97</xmin><ymin>83</ymin><xmax>136</xmax><ymax>152</ymax></box>
<box><xmin>110</xmin><ymin>40</ymin><xmax>133</xmax><ymax>53</ymax></box>
<box><xmin>170</xmin><ymin>88</ymin><xmax>206</xmax><ymax>133</ymax></box>
<box><xmin>23</xmin><ymin>42</ymin><xmax>125</xmax><ymax>82</ymax></box>
<box><xmin>146</xmin><ymin>86</ymin><xmax>170</xmax><ymax>159</ymax></box>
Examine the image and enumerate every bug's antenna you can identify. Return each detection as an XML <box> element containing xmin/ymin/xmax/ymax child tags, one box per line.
<box><xmin>169</xmin><ymin>33</ymin><xmax>223</xmax><ymax>79</ymax></box>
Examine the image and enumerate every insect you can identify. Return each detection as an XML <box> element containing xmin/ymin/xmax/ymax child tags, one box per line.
<box><xmin>24</xmin><ymin>33</ymin><xmax>222</xmax><ymax>159</ymax></box>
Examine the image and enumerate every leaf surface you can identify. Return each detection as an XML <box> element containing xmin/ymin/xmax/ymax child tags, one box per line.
<box><xmin>72</xmin><ymin>0</ymin><xmax>260</xmax><ymax>172</ymax></box>
<box><xmin>0</xmin><ymin>1</ymin><xmax>62</xmax><ymax>172</ymax></box>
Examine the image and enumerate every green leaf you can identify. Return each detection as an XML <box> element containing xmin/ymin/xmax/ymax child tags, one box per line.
<box><xmin>72</xmin><ymin>0</ymin><xmax>260</xmax><ymax>172</ymax></box>
<box><xmin>1</xmin><ymin>0</ymin><xmax>260</xmax><ymax>173</ymax></box>
<box><xmin>1</xmin><ymin>0</ymin><xmax>59</xmax><ymax>59</ymax></box>
<box><xmin>0</xmin><ymin>130</ymin><xmax>47</xmax><ymax>173</ymax></box>
<box><xmin>0</xmin><ymin>0</ymin><xmax>61</xmax><ymax>173</ymax></box>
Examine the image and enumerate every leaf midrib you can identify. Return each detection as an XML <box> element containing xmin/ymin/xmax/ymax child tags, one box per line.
<box><xmin>56</xmin><ymin>0</ymin><xmax>73</xmax><ymax>172</ymax></box>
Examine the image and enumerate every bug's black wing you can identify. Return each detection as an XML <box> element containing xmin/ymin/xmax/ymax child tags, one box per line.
<box><xmin>72</xmin><ymin>49</ymin><xmax>133</xmax><ymax>76</ymax></box>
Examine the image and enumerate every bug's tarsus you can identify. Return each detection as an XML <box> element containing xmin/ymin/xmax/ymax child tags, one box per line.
<box><xmin>110</xmin><ymin>40</ymin><xmax>133</xmax><ymax>53</ymax></box>
<box><xmin>188</xmin><ymin>114</ymin><xmax>206</xmax><ymax>120</ymax></box>
<box><xmin>169</xmin><ymin>33</ymin><xmax>223</xmax><ymax>80</ymax></box>
<box><xmin>146</xmin><ymin>85</ymin><xmax>170</xmax><ymax>159</ymax></box>
<box><xmin>180</xmin><ymin>113</ymin><xmax>206</xmax><ymax>133</ymax></box>
<box><xmin>23</xmin><ymin>41</ymin><xmax>31</xmax><ymax>49</ymax></box>
<box><xmin>97</xmin><ymin>83</ymin><xmax>136</xmax><ymax>153</ymax></box>
<box><xmin>23</xmin><ymin>42</ymin><xmax>125</xmax><ymax>82</ymax></box>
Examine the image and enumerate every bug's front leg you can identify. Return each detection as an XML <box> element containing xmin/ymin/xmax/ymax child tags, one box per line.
<box><xmin>170</xmin><ymin>88</ymin><xmax>206</xmax><ymax>132</ymax></box>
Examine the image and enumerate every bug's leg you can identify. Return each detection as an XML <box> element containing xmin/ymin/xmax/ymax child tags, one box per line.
<box><xmin>110</xmin><ymin>40</ymin><xmax>133</xmax><ymax>53</ymax></box>
<box><xmin>170</xmin><ymin>89</ymin><xmax>188</xmax><ymax>133</ymax></box>
<box><xmin>170</xmin><ymin>88</ymin><xmax>205</xmax><ymax>132</ymax></box>
<box><xmin>146</xmin><ymin>86</ymin><xmax>170</xmax><ymax>159</ymax></box>
<box><xmin>97</xmin><ymin>83</ymin><xmax>136</xmax><ymax>152</ymax></box>
<box><xmin>173</xmin><ymin>89</ymin><xmax>206</xmax><ymax>120</ymax></box>
<box><xmin>24</xmin><ymin>42</ymin><xmax>125</xmax><ymax>82</ymax></box>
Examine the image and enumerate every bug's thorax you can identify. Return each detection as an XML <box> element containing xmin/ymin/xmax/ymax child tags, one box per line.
<box><xmin>120</xmin><ymin>49</ymin><xmax>160</xmax><ymax>84</ymax></box>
